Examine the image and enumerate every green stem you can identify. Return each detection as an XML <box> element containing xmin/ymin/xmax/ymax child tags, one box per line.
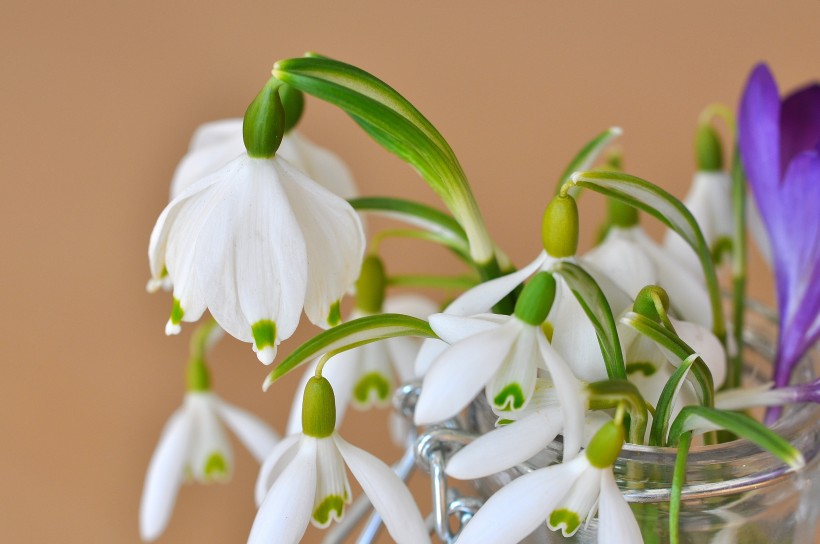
<box><xmin>669</xmin><ymin>430</ymin><xmax>692</xmax><ymax>544</ymax></box>
<box><xmin>727</xmin><ymin>147</ymin><xmax>747</xmax><ymax>390</ymax></box>
<box><xmin>386</xmin><ymin>274</ymin><xmax>478</xmax><ymax>291</ymax></box>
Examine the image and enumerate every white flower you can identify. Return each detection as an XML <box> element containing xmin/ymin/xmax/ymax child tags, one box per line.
<box><xmin>445</xmin><ymin>379</ymin><xmax>610</xmax><ymax>480</ymax></box>
<box><xmin>456</xmin><ymin>434</ymin><xmax>642</xmax><ymax>544</ymax></box>
<box><xmin>285</xmin><ymin>294</ymin><xmax>438</xmax><ymax>435</ymax></box>
<box><xmin>414</xmin><ymin>309</ymin><xmax>586</xmax><ymax>460</ymax></box>
<box><xmin>663</xmin><ymin>171</ymin><xmax>734</xmax><ymax>276</ymax></box>
<box><xmin>139</xmin><ymin>392</ymin><xmax>279</xmax><ymax>541</ymax></box>
<box><xmin>250</xmin><ymin>432</ymin><xmax>429</xmax><ymax>544</ymax></box>
<box><xmin>148</xmin><ymin>153</ymin><xmax>366</xmax><ymax>364</ymax></box>
<box><xmin>584</xmin><ymin>225</ymin><xmax>712</xmax><ymax>329</ymax></box>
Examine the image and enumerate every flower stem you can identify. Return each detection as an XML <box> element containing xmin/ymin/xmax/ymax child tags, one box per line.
<box><xmin>386</xmin><ymin>274</ymin><xmax>478</xmax><ymax>291</ymax></box>
<box><xmin>727</xmin><ymin>147</ymin><xmax>747</xmax><ymax>390</ymax></box>
<box><xmin>669</xmin><ymin>430</ymin><xmax>692</xmax><ymax>544</ymax></box>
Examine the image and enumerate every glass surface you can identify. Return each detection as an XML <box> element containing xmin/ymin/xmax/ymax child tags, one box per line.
<box><xmin>465</xmin><ymin>304</ymin><xmax>820</xmax><ymax>543</ymax></box>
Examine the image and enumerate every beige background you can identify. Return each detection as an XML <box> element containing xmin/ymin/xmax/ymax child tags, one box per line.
<box><xmin>2</xmin><ymin>1</ymin><xmax>819</xmax><ymax>542</ymax></box>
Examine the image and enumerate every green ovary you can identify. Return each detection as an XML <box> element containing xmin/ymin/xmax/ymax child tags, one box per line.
<box><xmin>353</xmin><ymin>373</ymin><xmax>391</xmax><ymax>406</ymax></box>
<box><xmin>549</xmin><ymin>508</ymin><xmax>581</xmax><ymax>536</ymax></box>
<box><xmin>493</xmin><ymin>383</ymin><xmax>525</xmax><ymax>411</ymax></box>
<box><xmin>203</xmin><ymin>452</ymin><xmax>228</xmax><ymax>480</ymax></box>
<box><xmin>313</xmin><ymin>495</ymin><xmax>346</xmax><ymax>526</ymax></box>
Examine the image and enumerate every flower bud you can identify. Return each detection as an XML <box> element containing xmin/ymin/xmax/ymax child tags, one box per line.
<box><xmin>633</xmin><ymin>285</ymin><xmax>670</xmax><ymax>323</ymax></box>
<box><xmin>514</xmin><ymin>271</ymin><xmax>557</xmax><ymax>326</ymax></box>
<box><xmin>243</xmin><ymin>78</ymin><xmax>285</xmax><ymax>158</ymax></box>
<box><xmin>585</xmin><ymin>420</ymin><xmax>625</xmax><ymax>468</ymax></box>
<box><xmin>695</xmin><ymin>124</ymin><xmax>723</xmax><ymax>172</ymax></box>
<box><xmin>302</xmin><ymin>376</ymin><xmax>336</xmax><ymax>438</ymax></box>
<box><xmin>542</xmin><ymin>195</ymin><xmax>579</xmax><ymax>258</ymax></box>
<box><xmin>355</xmin><ymin>254</ymin><xmax>386</xmax><ymax>314</ymax></box>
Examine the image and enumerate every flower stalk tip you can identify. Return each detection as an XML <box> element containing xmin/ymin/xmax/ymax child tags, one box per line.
<box><xmin>243</xmin><ymin>78</ymin><xmax>285</xmax><ymax>158</ymax></box>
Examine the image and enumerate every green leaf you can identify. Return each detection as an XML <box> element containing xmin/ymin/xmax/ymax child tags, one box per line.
<box><xmin>620</xmin><ymin>312</ymin><xmax>715</xmax><ymax>412</ymax></box>
<box><xmin>669</xmin><ymin>430</ymin><xmax>692</xmax><ymax>544</ymax></box>
<box><xmin>272</xmin><ymin>57</ymin><xmax>494</xmax><ymax>264</ymax></box>
<box><xmin>556</xmin><ymin>126</ymin><xmax>623</xmax><ymax>195</ymax></box>
<box><xmin>668</xmin><ymin>406</ymin><xmax>805</xmax><ymax>470</ymax></box>
<box><xmin>263</xmin><ymin>314</ymin><xmax>437</xmax><ymax>389</ymax></box>
<box><xmin>551</xmin><ymin>261</ymin><xmax>626</xmax><ymax>380</ymax></box>
<box><xmin>567</xmin><ymin>170</ymin><xmax>725</xmax><ymax>341</ymax></box>
<box><xmin>649</xmin><ymin>354</ymin><xmax>698</xmax><ymax>447</ymax></box>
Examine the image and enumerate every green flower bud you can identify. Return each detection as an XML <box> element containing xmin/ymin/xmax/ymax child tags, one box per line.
<box><xmin>243</xmin><ymin>78</ymin><xmax>285</xmax><ymax>158</ymax></box>
<box><xmin>302</xmin><ymin>376</ymin><xmax>336</xmax><ymax>438</ymax></box>
<box><xmin>279</xmin><ymin>84</ymin><xmax>305</xmax><ymax>133</ymax></box>
<box><xmin>585</xmin><ymin>420</ymin><xmax>625</xmax><ymax>468</ymax></box>
<box><xmin>355</xmin><ymin>255</ymin><xmax>386</xmax><ymax>314</ymax></box>
<box><xmin>695</xmin><ymin>124</ymin><xmax>723</xmax><ymax>172</ymax></box>
<box><xmin>514</xmin><ymin>271</ymin><xmax>557</xmax><ymax>326</ymax></box>
<box><xmin>633</xmin><ymin>285</ymin><xmax>670</xmax><ymax>323</ymax></box>
<box><xmin>542</xmin><ymin>195</ymin><xmax>579</xmax><ymax>258</ymax></box>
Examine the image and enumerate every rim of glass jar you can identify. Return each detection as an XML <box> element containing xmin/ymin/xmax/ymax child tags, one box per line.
<box><xmin>516</xmin><ymin>299</ymin><xmax>820</xmax><ymax>504</ymax></box>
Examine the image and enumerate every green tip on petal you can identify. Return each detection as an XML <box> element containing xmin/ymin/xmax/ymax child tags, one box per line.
<box><xmin>327</xmin><ymin>301</ymin><xmax>342</xmax><ymax>327</ymax></box>
<box><xmin>542</xmin><ymin>195</ymin><xmax>579</xmax><ymax>258</ymax></box>
<box><xmin>493</xmin><ymin>383</ymin><xmax>526</xmax><ymax>411</ymax></box>
<box><xmin>353</xmin><ymin>372</ymin><xmax>391</xmax><ymax>407</ymax></box>
<box><xmin>170</xmin><ymin>298</ymin><xmax>184</xmax><ymax>324</ymax></box>
<box><xmin>355</xmin><ymin>255</ymin><xmax>386</xmax><ymax>314</ymax></box>
<box><xmin>302</xmin><ymin>376</ymin><xmax>336</xmax><ymax>438</ymax></box>
<box><xmin>514</xmin><ymin>271</ymin><xmax>557</xmax><ymax>326</ymax></box>
<box><xmin>633</xmin><ymin>285</ymin><xmax>670</xmax><ymax>323</ymax></box>
<box><xmin>695</xmin><ymin>123</ymin><xmax>723</xmax><ymax>172</ymax></box>
<box><xmin>541</xmin><ymin>321</ymin><xmax>554</xmax><ymax>343</ymax></box>
<box><xmin>279</xmin><ymin>83</ymin><xmax>305</xmax><ymax>133</ymax></box>
<box><xmin>243</xmin><ymin>78</ymin><xmax>285</xmax><ymax>158</ymax></box>
<box><xmin>549</xmin><ymin>509</ymin><xmax>581</xmax><ymax>537</ymax></box>
<box><xmin>203</xmin><ymin>452</ymin><xmax>229</xmax><ymax>480</ymax></box>
<box><xmin>252</xmin><ymin>320</ymin><xmax>277</xmax><ymax>364</ymax></box>
<box><xmin>313</xmin><ymin>495</ymin><xmax>346</xmax><ymax>527</ymax></box>
<box><xmin>586</xmin><ymin>420</ymin><xmax>625</xmax><ymax>468</ymax></box>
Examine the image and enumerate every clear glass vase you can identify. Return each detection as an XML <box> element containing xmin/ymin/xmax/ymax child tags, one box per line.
<box><xmin>466</xmin><ymin>303</ymin><xmax>820</xmax><ymax>543</ymax></box>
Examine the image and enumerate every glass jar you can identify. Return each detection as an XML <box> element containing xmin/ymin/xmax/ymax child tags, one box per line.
<box><xmin>466</xmin><ymin>303</ymin><xmax>820</xmax><ymax>543</ymax></box>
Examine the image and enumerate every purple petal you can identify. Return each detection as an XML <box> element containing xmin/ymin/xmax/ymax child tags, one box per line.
<box><xmin>772</xmin><ymin>149</ymin><xmax>820</xmax><ymax>386</ymax></box>
<box><xmin>780</xmin><ymin>84</ymin><xmax>820</xmax><ymax>173</ymax></box>
<box><xmin>792</xmin><ymin>378</ymin><xmax>820</xmax><ymax>404</ymax></box>
<box><xmin>739</xmin><ymin>63</ymin><xmax>782</xmax><ymax>230</ymax></box>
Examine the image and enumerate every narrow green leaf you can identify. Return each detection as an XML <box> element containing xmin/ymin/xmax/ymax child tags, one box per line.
<box><xmin>668</xmin><ymin>406</ymin><xmax>805</xmax><ymax>470</ymax></box>
<box><xmin>568</xmin><ymin>170</ymin><xmax>725</xmax><ymax>341</ymax></box>
<box><xmin>649</xmin><ymin>354</ymin><xmax>697</xmax><ymax>447</ymax></box>
<box><xmin>551</xmin><ymin>261</ymin><xmax>626</xmax><ymax>379</ymax></box>
<box><xmin>620</xmin><ymin>312</ymin><xmax>715</xmax><ymax>411</ymax></box>
<box><xmin>669</xmin><ymin>430</ymin><xmax>692</xmax><ymax>544</ymax></box>
<box><xmin>556</xmin><ymin>127</ymin><xmax>623</xmax><ymax>195</ymax></box>
<box><xmin>263</xmin><ymin>314</ymin><xmax>437</xmax><ymax>389</ymax></box>
<box><xmin>728</xmin><ymin>147</ymin><xmax>747</xmax><ymax>390</ymax></box>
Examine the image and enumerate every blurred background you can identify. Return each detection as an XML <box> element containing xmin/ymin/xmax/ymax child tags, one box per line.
<box><xmin>2</xmin><ymin>1</ymin><xmax>819</xmax><ymax>542</ymax></box>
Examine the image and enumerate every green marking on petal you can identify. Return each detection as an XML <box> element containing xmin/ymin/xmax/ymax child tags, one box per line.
<box><xmin>160</xmin><ymin>265</ymin><xmax>169</xmax><ymax>279</ymax></box>
<box><xmin>497</xmin><ymin>418</ymin><xmax>515</xmax><ymax>426</ymax></box>
<box><xmin>313</xmin><ymin>494</ymin><xmax>346</xmax><ymax>526</ymax></box>
<box><xmin>626</xmin><ymin>361</ymin><xmax>657</xmax><ymax>377</ymax></box>
<box><xmin>170</xmin><ymin>298</ymin><xmax>185</xmax><ymax>325</ymax></box>
<box><xmin>353</xmin><ymin>372</ymin><xmax>391</xmax><ymax>406</ymax></box>
<box><xmin>493</xmin><ymin>383</ymin><xmax>525</xmax><ymax>411</ymax></box>
<box><xmin>327</xmin><ymin>301</ymin><xmax>342</xmax><ymax>327</ymax></box>
<box><xmin>549</xmin><ymin>509</ymin><xmax>581</xmax><ymax>536</ymax></box>
<box><xmin>252</xmin><ymin>320</ymin><xmax>277</xmax><ymax>350</ymax></box>
<box><xmin>541</xmin><ymin>321</ymin><xmax>554</xmax><ymax>343</ymax></box>
<box><xmin>203</xmin><ymin>452</ymin><xmax>228</xmax><ymax>479</ymax></box>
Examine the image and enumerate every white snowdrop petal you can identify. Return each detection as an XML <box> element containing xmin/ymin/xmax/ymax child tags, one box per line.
<box><xmin>139</xmin><ymin>407</ymin><xmax>193</xmax><ymax>542</ymax></box>
<box><xmin>214</xmin><ymin>398</ymin><xmax>279</xmax><ymax>464</ymax></box>
<box><xmin>583</xmin><ymin>228</ymin><xmax>657</xmax><ymax>299</ymax></box>
<box><xmin>671</xmin><ymin>318</ymin><xmax>727</xmax><ymax>389</ymax></box>
<box><xmin>170</xmin><ymin>120</ymin><xmax>246</xmax><ymax>198</ymax></box>
<box><xmin>598</xmin><ymin>469</ymin><xmax>643</xmax><ymax>544</ymax></box>
<box><xmin>281</xmin><ymin>131</ymin><xmax>359</xmax><ymax>199</ymax></box>
<box><xmin>429</xmin><ymin>313</ymin><xmax>506</xmax><ymax>344</ymax></box>
<box><xmin>549</xmin><ymin>280</ymin><xmax>609</xmax><ymax>383</ymax></box>
<box><xmin>334</xmin><ymin>435</ymin><xmax>431</xmax><ymax>544</ymax></box>
<box><xmin>382</xmin><ymin>293</ymin><xmax>439</xmax><ymax>320</ymax></box>
<box><xmin>254</xmin><ymin>434</ymin><xmax>303</xmax><ymax>508</ymax></box>
<box><xmin>351</xmin><ymin>341</ymin><xmax>395</xmax><ymax>409</ymax></box>
<box><xmin>444</xmin><ymin>252</ymin><xmax>548</xmax><ymax>316</ymax></box>
<box><xmin>548</xmin><ymin>464</ymin><xmax>601</xmax><ymax>537</ymax></box>
<box><xmin>446</xmin><ymin>411</ymin><xmax>561</xmax><ymax>480</ymax></box>
<box><xmin>486</xmin><ymin>325</ymin><xmax>539</xmax><ymax>413</ymax></box>
<box><xmin>456</xmin><ymin>457</ymin><xmax>585</xmax><ymax>544</ymax></box>
<box><xmin>188</xmin><ymin>118</ymin><xmax>244</xmax><ymax>151</ymax></box>
<box><xmin>414</xmin><ymin>320</ymin><xmax>520</xmax><ymax>425</ymax></box>
<box><xmin>186</xmin><ymin>393</ymin><xmax>233</xmax><ymax>482</ymax></box>
<box><xmin>248</xmin><ymin>438</ymin><xmax>317</xmax><ymax>544</ymax></box>
<box><xmin>413</xmin><ymin>337</ymin><xmax>449</xmax><ymax>378</ymax></box>
<box><xmin>385</xmin><ymin>335</ymin><xmax>422</xmax><ymax>383</ymax></box>
<box><xmin>277</xmin><ymin>159</ymin><xmax>365</xmax><ymax>328</ymax></box>
<box><xmin>312</xmin><ymin>438</ymin><xmax>352</xmax><ymax>528</ymax></box>
<box><xmin>537</xmin><ymin>334</ymin><xmax>585</xmax><ymax>460</ymax></box>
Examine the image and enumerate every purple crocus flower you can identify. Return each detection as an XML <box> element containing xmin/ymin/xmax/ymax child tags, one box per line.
<box><xmin>739</xmin><ymin>63</ymin><xmax>820</xmax><ymax>389</ymax></box>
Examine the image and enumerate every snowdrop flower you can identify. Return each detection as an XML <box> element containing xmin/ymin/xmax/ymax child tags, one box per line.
<box><xmin>446</xmin><ymin>379</ymin><xmax>611</xmax><ymax>480</ymax></box>
<box><xmin>250</xmin><ymin>376</ymin><xmax>429</xmax><ymax>544</ymax></box>
<box><xmin>457</xmin><ymin>420</ymin><xmax>641</xmax><ymax>544</ymax></box>
<box><xmin>148</xmin><ymin>80</ymin><xmax>366</xmax><ymax>364</ymax></box>
<box><xmin>139</xmin><ymin>358</ymin><xmax>279</xmax><ymax>541</ymax></box>
<box><xmin>414</xmin><ymin>271</ymin><xmax>587</xmax><ymax>460</ymax></box>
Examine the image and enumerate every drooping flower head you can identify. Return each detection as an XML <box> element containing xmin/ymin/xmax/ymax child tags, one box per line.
<box><xmin>739</xmin><ymin>63</ymin><xmax>820</xmax><ymax>387</ymax></box>
<box><xmin>148</xmin><ymin>79</ymin><xmax>366</xmax><ymax>363</ymax></box>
